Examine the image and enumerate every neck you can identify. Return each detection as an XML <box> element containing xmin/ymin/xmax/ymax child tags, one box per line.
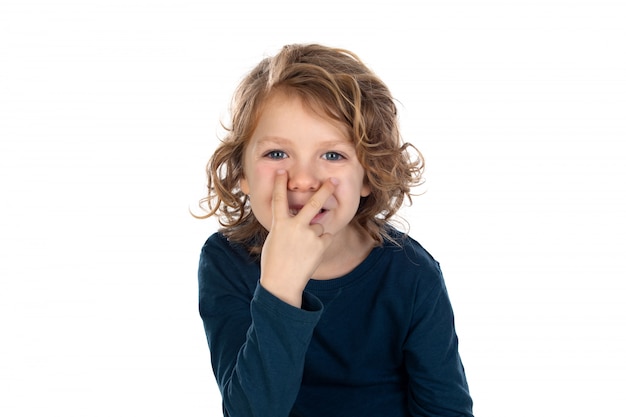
<box><xmin>312</xmin><ymin>227</ymin><xmax>375</xmax><ymax>280</ymax></box>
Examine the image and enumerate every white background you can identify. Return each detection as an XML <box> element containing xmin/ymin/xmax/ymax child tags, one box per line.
<box><xmin>1</xmin><ymin>0</ymin><xmax>624</xmax><ymax>415</ymax></box>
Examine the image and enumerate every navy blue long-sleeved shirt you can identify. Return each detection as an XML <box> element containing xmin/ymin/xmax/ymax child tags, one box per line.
<box><xmin>198</xmin><ymin>230</ymin><xmax>473</xmax><ymax>416</ymax></box>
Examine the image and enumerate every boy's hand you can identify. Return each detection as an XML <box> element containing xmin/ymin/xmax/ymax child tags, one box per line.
<box><xmin>260</xmin><ymin>170</ymin><xmax>337</xmax><ymax>308</ymax></box>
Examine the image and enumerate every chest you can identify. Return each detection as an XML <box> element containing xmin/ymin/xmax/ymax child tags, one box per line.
<box><xmin>303</xmin><ymin>284</ymin><xmax>413</xmax><ymax>385</ymax></box>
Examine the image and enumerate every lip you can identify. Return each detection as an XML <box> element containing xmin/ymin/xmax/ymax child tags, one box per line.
<box><xmin>309</xmin><ymin>209</ymin><xmax>328</xmax><ymax>225</ymax></box>
<box><xmin>288</xmin><ymin>205</ymin><xmax>328</xmax><ymax>218</ymax></box>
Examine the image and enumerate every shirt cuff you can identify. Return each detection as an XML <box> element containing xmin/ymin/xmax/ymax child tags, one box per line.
<box><xmin>254</xmin><ymin>281</ymin><xmax>324</xmax><ymax>321</ymax></box>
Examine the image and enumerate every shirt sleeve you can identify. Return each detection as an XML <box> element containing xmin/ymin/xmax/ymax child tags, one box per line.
<box><xmin>404</xmin><ymin>263</ymin><xmax>474</xmax><ymax>417</ymax></box>
<box><xmin>198</xmin><ymin>236</ymin><xmax>323</xmax><ymax>417</ymax></box>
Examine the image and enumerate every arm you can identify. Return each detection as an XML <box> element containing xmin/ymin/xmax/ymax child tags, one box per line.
<box><xmin>404</xmin><ymin>266</ymin><xmax>474</xmax><ymax>417</ymax></box>
<box><xmin>199</xmin><ymin>239</ymin><xmax>323</xmax><ymax>417</ymax></box>
<box><xmin>198</xmin><ymin>172</ymin><xmax>337</xmax><ymax>416</ymax></box>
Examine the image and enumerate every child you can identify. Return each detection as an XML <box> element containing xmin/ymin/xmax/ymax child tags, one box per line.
<box><xmin>197</xmin><ymin>44</ymin><xmax>473</xmax><ymax>417</ymax></box>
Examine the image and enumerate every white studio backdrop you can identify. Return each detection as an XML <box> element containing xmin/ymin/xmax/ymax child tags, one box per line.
<box><xmin>1</xmin><ymin>0</ymin><xmax>624</xmax><ymax>416</ymax></box>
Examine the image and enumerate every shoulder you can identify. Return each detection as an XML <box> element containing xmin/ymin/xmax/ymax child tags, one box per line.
<box><xmin>378</xmin><ymin>228</ymin><xmax>445</xmax><ymax>292</ymax></box>
<box><xmin>198</xmin><ymin>232</ymin><xmax>259</xmax><ymax>290</ymax></box>
<box><xmin>200</xmin><ymin>232</ymin><xmax>256</xmax><ymax>265</ymax></box>
<box><xmin>383</xmin><ymin>229</ymin><xmax>441</xmax><ymax>272</ymax></box>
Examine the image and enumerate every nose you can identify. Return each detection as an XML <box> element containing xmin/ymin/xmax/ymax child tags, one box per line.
<box><xmin>287</xmin><ymin>162</ymin><xmax>321</xmax><ymax>191</ymax></box>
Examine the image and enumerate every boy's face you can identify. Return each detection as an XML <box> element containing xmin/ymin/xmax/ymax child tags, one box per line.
<box><xmin>240</xmin><ymin>92</ymin><xmax>371</xmax><ymax>241</ymax></box>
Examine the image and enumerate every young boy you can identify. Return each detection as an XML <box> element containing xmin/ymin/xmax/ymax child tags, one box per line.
<box><xmin>197</xmin><ymin>44</ymin><xmax>473</xmax><ymax>417</ymax></box>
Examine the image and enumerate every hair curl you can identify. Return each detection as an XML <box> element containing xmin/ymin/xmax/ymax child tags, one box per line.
<box><xmin>196</xmin><ymin>44</ymin><xmax>424</xmax><ymax>254</ymax></box>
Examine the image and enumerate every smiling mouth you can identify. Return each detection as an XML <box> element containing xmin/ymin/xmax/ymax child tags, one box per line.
<box><xmin>288</xmin><ymin>207</ymin><xmax>327</xmax><ymax>216</ymax></box>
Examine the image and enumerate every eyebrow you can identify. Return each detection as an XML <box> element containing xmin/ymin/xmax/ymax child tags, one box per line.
<box><xmin>256</xmin><ymin>136</ymin><xmax>352</xmax><ymax>148</ymax></box>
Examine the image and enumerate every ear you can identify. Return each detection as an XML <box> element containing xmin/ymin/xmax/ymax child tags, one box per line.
<box><xmin>360</xmin><ymin>181</ymin><xmax>371</xmax><ymax>197</ymax></box>
<box><xmin>240</xmin><ymin>177</ymin><xmax>250</xmax><ymax>195</ymax></box>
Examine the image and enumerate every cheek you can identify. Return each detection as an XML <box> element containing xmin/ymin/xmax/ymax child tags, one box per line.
<box><xmin>254</xmin><ymin>162</ymin><xmax>276</xmax><ymax>175</ymax></box>
<box><xmin>339</xmin><ymin>167</ymin><xmax>368</xmax><ymax>196</ymax></box>
<box><xmin>335</xmin><ymin>176</ymin><xmax>366</xmax><ymax>205</ymax></box>
<box><xmin>247</xmin><ymin>163</ymin><xmax>280</xmax><ymax>195</ymax></box>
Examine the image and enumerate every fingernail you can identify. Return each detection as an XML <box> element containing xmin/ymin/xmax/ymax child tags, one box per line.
<box><xmin>276</xmin><ymin>169</ymin><xmax>286</xmax><ymax>175</ymax></box>
<box><xmin>330</xmin><ymin>177</ymin><xmax>339</xmax><ymax>185</ymax></box>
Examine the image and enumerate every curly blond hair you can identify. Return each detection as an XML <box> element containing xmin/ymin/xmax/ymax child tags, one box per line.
<box><xmin>196</xmin><ymin>44</ymin><xmax>424</xmax><ymax>254</ymax></box>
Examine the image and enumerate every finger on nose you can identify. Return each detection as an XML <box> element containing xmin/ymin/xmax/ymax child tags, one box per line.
<box><xmin>298</xmin><ymin>178</ymin><xmax>337</xmax><ymax>221</ymax></box>
<box><xmin>273</xmin><ymin>170</ymin><xmax>288</xmax><ymax>195</ymax></box>
<box><xmin>316</xmin><ymin>177</ymin><xmax>338</xmax><ymax>199</ymax></box>
<box><xmin>272</xmin><ymin>170</ymin><xmax>289</xmax><ymax>217</ymax></box>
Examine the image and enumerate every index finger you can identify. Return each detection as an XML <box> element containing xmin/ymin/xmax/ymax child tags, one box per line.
<box><xmin>297</xmin><ymin>178</ymin><xmax>338</xmax><ymax>223</ymax></box>
<box><xmin>271</xmin><ymin>170</ymin><xmax>290</xmax><ymax>220</ymax></box>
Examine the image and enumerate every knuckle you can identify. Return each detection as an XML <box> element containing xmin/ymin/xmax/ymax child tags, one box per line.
<box><xmin>273</xmin><ymin>191</ymin><xmax>286</xmax><ymax>200</ymax></box>
<box><xmin>308</xmin><ymin>198</ymin><xmax>322</xmax><ymax>210</ymax></box>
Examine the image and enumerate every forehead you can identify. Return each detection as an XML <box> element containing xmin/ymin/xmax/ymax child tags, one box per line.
<box><xmin>250</xmin><ymin>91</ymin><xmax>351</xmax><ymax>145</ymax></box>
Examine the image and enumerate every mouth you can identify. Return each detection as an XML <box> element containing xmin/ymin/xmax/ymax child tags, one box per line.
<box><xmin>288</xmin><ymin>206</ymin><xmax>328</xmax><ymax>217</ymax></box>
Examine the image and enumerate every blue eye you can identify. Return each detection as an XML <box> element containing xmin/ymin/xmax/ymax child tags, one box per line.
<box><xmin>265</xmin><ymin>150</ymin><xmax>287</xmax><ymax>159</ymax></box>
<box><xmin>322</xmin><ymin>151</ymin><xmax>344</xmax><ymax>161</ymax></box>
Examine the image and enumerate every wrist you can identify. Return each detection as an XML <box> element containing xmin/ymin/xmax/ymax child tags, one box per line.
<box><xmin>259</xmin><ymin>276</ymin><xmax>305</xmax><ymax>308</ymax></box>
